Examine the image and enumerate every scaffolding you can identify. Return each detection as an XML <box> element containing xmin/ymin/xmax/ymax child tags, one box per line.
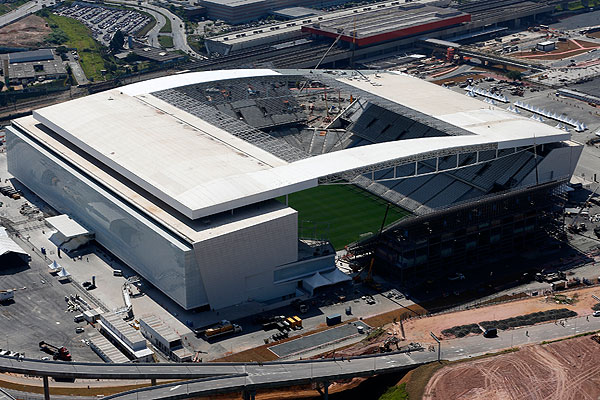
<box><xmin>348</xmin><ymin>179</ymin><xmax>568</xmax><ymax>281</ymax></box>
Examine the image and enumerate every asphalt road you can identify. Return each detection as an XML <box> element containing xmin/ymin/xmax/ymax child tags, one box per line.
<box><xmin>65</xmin><ymin>53</ymin><xmax>88</xmax><ymax>86</ymax></box>
<box><xmin>103</xmin><ymin>353</ymin><xmax>421</xmax><ymax>400</ymax></box>
<box><xmin>102</xmin><ymin>313</ymin><xmax>600</xmax><ymax>399</ymax></box>
<box><xmin>142</xmin><ymin>8</ymin><xmax>166</xmax><ymax>48</ymax></box>
<box><xmin>0</xmin><ymin>0</ymin><xmax>53</xmax><ymax>28</ymax></box>
<box><xmin>3</xmin><ymin>312</ymin><xmax>600</xmax><ymax>399</ymax></box>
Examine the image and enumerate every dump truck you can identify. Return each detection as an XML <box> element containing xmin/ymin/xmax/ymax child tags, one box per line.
<box><xmin>203</xmin><ymin>320</ymin><xmax>241</xmax><ymax>339</ymax></box>
<box><xmin>39</xmin><ymin>341</ymin><xmax>72</xmax><ymax>361</ymax></box>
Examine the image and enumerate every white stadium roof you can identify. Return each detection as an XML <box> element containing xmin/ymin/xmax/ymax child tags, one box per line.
<box><xmin>24</xmin><ymin>69</ymin><xmax>571</xmax><ymax>221</ymax></box>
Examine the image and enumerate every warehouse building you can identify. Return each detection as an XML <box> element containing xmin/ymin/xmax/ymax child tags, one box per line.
<box><xmin>200</xmin><ymin>0</ymin><xmax>346</xmax><ymax>24</ymax></box>
<box><xmin>302</xmin><ymin>4</ymin><xmax>471</xmax><ymax>47</ymax></box>
<box><xmin>6</xmin><ymin>69</ymin><xmax>581</xmax><ymax>312</ymax></box>
<box><xmin>0</xmin><ymin>49</ymin><xmax>67</xmax><ymax>86</ymax></box>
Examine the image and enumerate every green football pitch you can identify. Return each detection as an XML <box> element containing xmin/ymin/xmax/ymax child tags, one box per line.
<box><xmin>278</xmin><ymin>185</ymin><xmax>410</xmax><ymax>250</ymax></box>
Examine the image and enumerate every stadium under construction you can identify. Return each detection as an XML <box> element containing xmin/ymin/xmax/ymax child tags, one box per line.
<box><xmin>6</xmin><ymin>69</ymin><xmax>581</xmax><ymax>312</ymax></box>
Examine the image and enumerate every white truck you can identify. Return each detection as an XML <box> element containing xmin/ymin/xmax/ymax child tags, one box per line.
<box><xmin>0</xmin><ymin>290</ymin><xmax>14</xmax><ymax>302</ymax></box>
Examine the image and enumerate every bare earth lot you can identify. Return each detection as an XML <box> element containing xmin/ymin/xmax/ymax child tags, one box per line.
<box><xmin>0</xmin><ymin>15</ymin><xmax>50</xmax><ymax>48</ymax></box>
<box><xmin>424</xmin><ymin>336</ymin><xmax>600</xmax><ymax>400</ymax></box>
<box><xmin>403</xmin><ymin>286</ymin><xmax>600</xmax><ymax>344</ymax></box>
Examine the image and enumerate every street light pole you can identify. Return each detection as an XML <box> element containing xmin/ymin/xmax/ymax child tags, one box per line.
<box><xmin>430</xmin><ymin>332</ymin><xmax>441</xmax><ymax>362</ymax></box>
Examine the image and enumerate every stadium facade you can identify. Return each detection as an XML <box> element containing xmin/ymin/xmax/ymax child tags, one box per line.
<box><xmin>6</xmin><ymin>69</ymin><xmax>582</xmax><ymax>310</ymax></box>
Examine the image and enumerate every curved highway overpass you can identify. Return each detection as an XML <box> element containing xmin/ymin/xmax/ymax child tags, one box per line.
<box><xmin>0</xmin><ymin>350</ymin><xmax>432</xmax><ymax>400</ymax></box>
<box><xmin>104</xmin><ymin>353</ymin><xmax>426</xmax><ymax>399</ymax></box>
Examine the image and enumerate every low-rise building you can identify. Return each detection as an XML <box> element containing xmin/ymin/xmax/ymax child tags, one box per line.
<box><xmin>99</xmin><ymin>313</ymin><xmax>154</xmax><ymax>362</ymax></box>
<box><xmin>536</xmin><ymin>40</ymin><xmax>555</xmax><ymax>52</ymax></box>
<box><xmin>0</xmin><ymin>49</ymin><xmax>67</xmax><ymax>85</ymax></box>
<box><xmin>132</xmin><ymin>47</ymin><xmax>187</xmax><ymax>64</ymax></box>
<box><xmin>89</xmin><ymin>333</ymin><xmax>130</xmax><ymax>363</ymax></box>
<box><xmin>139</xmin><ymin>315</ymin><xmax>192</xmax><ymax>362</ymax></box>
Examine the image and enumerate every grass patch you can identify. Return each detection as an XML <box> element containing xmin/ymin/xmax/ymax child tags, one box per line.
<box><xmin>159</xmin><ymin>15</ymin><xmax>172</xmax><ymax>33</ymax></box>
<box><xmin>379</xmin><ymin>382</ymin><xmax>409</xmax><ymax>400</ymax></box>
<box><xmin>568</xmin><ymin>0</ymin><xmax>584</xmax><ymax>10</ymax></box>
<box><xmin>158</xmin><ymin>35</ymin><xmax>174</xmax><ymax>48</ymax></box>
<box><xmin>44</xmin><ymin>14</ymin><xmax>106</xmax><ymax>81</ymax></box>
<box><xmin>541</xmin><ymin>329</ymin><xmax>600</xmax><ymax>345</ymax></box>
<box><xmin>400</xmin><ymin>361</ymin><xmax>450</xmax><ymax>399</ymax></box>
<box><xmin>279</xmin><ymin>185</ymin><xmax>410</xmax><ymax>250</ymax></box>
<box><xmin>188</xmin><ymin>35</ymin><xmax>205</xmax><ymax>54</ymax></box>
<box><xmin>136</xmin><ymin>16</ymin><xmax>156</xmax><ymax>37</ymax></box>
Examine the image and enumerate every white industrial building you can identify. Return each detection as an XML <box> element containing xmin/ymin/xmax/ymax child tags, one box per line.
<box><xmin>6</xmin><ymin>69</ymin><xmax>581</xmax><ymax>311</ymax></box>
<box><xmin>99</xmin><ymin>313</ymin><xmax>154</xmax><ymax>362</ymax></box>
<box><xmin>139</xmin><ymin>315</ymin><xmax>192</xmax><ymax>362</ymax></box>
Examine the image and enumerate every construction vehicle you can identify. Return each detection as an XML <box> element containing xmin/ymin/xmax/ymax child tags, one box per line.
<box><xmin>543</xmin><ymin>271</ymin><xmax>566</xmax><ymax>282</ymax></box>
<box><xmin>567</xmin><ymin>277</ymin><xmax>581</xmax><ymax>287</ymax></box>
<box><xmin>291</xmin><ymin>299</ymin><xmax>309</xmax><ymax>314</ymax></box>
<box><xmin>591</xmin><ymin>333</ymin><xmax>600</xmax><ymax>344</ymax></box>
<box><xmin>203</xmin><ymin>320</ymin><xmax>241</xmax><ymax>339</ymax></box>
<box><xmin>379</xmin><ymin>336</ymin><xmax>400</xmax><ymax>353</ymax></box>
<box><xmin>38</xmin><ymin>341</ymin><xmax>72</xmax><ymax>361</ymax></box>
<box><xmin>286</xmin><ymin>316</ymin><xmax>302</xmax><ymax>330</ymax></box>
<box><xmin>567</xmin><ymin>184</ymin><xmax>600</xmax><ymax>233</ymax></box>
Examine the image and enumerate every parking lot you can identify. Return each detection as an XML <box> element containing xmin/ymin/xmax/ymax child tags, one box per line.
<box><xmin>54</xmin><ymin>3</ymin><xmax>150</xmax><ymax>45</ymax></box>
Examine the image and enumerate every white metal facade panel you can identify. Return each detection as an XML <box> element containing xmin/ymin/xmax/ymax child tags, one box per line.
<box><xmin>192</xmin><ymin>208</ymin><xmax>298</xmax><ymax>309</ymax></box>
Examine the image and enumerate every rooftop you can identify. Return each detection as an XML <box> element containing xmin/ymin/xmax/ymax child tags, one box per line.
<box><xmin>16</xmin><ymin>69</ymin><xmax>571</xmax><ymax>225</ymax></box>
<box><xmin>132</xmin><ymin>47</ymin><xmax>186</xmax><ymax>63</ymax></box>
<box><xmin>200</xmin><ymin>0</ymin><xmax>266</xmax><ymax>7</ymax></box>
<box><xmin>2</xmin><ymin>56</ymin><xmax>67</xmax><ymax>80</ymax></box>
<box><xmin>140</xmin><ymin>315</ymin><xmax>181</xmax><ymax>344</ymax></box>
<box><xmin>271</xmin><ymin>6</ymin><xmax>324</xmax><ymax>19</ymax></box>
<box><xmin>302</xmin><ymin>5</ymin><xmax>470</xmax><ymax>45</ymax></box>
<box><xmin>89</xmin><ymin>333</ymin><xmax>130</xmax><ymax>364</ymax></box>
<box><xmin>7</xmin><ymin>49</ymin><xmax>54</xmax><ymax>64</ymax></box>
<box><xmin>45</xmin><ymin>215</ymin><xmax>91</xmax><ymax>238</ymax></box>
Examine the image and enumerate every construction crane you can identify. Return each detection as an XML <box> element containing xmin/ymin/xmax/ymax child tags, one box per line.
<box><xmin>568</xmin><ymin>183</ymin><xmax>600</xmax><ymax>233</ymax></box>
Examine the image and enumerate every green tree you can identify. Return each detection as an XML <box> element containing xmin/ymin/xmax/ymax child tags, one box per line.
<box><xmin>65</xmin><ymin>64</ymin><xmax>74</xmax><ymax>86</ymax></box>
<box><xmin>37</xmin><ymin>8</ymin><xmax>49</xmax><ymax>17</ymax></box>
<box><xmin>46</xmin><ymin>30</ymin><xmax>68</xmax><ymax>45</ymax></box>
<box><xmin>56</xmin><ymin>46</ymin><xmax>68</xmax><ymax>55</ymax></box>
<box><xmin>125</xmin><ymin>52</ymin><xmax>141</xmax><ymax>63</ymax></box>
<box><xmin>506</xmin><ymin>70</ymin><xmax>523</xmax><ymax>81</ymax></box>
<box><xmin>109</xmin><ymin>31</ymin><xmax>125</xmax><ymax>54</ymax></box>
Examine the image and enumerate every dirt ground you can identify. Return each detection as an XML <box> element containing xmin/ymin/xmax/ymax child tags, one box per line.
<box><xmin>0</xmin><ymin>15</ymin><xmax>50</xmax><ymax>48</ymax></box>
<box><xmin>515</xmin><ymin>39</ymin><xmax>600</xmax><ymax>60</ymax></box>
<box><xmin>403</xmin><ymin>286</ymin><xmax>600</xmax><ymax>344</ymax></box>
<box><xmin>423</xmin><ymin>335</ymin><xmax>600</xmax><ymax>400</ymax></box>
